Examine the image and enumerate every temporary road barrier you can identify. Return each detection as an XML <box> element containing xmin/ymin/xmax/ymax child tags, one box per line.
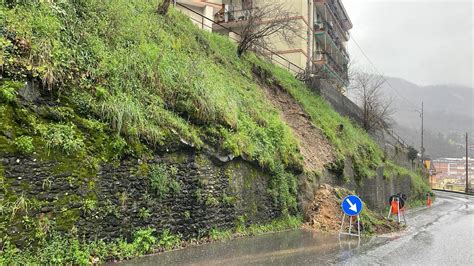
<box><xmin>387</xmin><ymin>194</ymin><xmax>407</xmax><ymax>225</ymax></box>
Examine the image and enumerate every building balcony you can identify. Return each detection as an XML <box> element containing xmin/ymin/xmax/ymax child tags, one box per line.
<box><xmin>314</xmin><ymin>8</ymin><xmax>349</xmax><ymax>42</ymax></box>
<box><xmin>314</xmin><ymin>28</ymin><xmax>349</xmax><ymax>61</ymax></box>
<box><xmin>312</xmin><ymin>52</ymin><xmax>349</xmax><ymax>85</ymax></box>
<box><xmin>315</xmin><ymin>0</ymin><xmax>353</xmax><ymax>31</ymax></box>
<box><xmin>315</xmin><ymin>20</ymin><xmax>345</xmax><ymax>48</ymax></box>
<box><xmin>215</xmin><ymin>8</ymin><xmax>252</xmax><ymax>23</ymax></box>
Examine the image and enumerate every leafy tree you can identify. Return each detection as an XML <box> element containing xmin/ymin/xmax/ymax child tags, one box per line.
<box><xmin>407</xmin><ymin>146</ymin><xmax>418</xmax><ymax>167</ymax></box>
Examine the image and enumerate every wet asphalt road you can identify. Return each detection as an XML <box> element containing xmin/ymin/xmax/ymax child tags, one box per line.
<box><xmin>120</xmin><ymin>191</ymin><xmax>473</xmax><ymax>265</ymax></box>
<box><xmin>343</xmin><ymin>191</ymin><xmax>474</xmax><ymax>265</ymax></box>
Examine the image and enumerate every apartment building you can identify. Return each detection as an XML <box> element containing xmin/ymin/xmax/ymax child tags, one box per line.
<box><xmin>176</xmin><ymin>0</ymin><xmax>353</xmax><ymax>92</ymax></box>
<box><xmin>431</xmin><ymin>157</ymin><xmax>473</xmax><ymax>190</ymax></box>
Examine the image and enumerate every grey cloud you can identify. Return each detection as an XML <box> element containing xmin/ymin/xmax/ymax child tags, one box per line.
<box><xmin>344</xmin><ymin>0</ymin><xmax>473</xmax><ymax>88</ymax></box>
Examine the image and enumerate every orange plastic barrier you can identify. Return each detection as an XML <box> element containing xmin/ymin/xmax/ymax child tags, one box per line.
<box><xmin>390</xmin><ymin>201</ymin><xmax>399</xmax><ymax>214</ymax></box>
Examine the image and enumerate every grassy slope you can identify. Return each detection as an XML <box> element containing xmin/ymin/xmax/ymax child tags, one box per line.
<box><xmin>0</xmin><ymin>0</ymin><xmax>430</xmax><ymax>263</ymax></box>
<box><xmin>1</xmin><ymin>0</ymin><xmax>302</xmax><ymax>170</ymax></box>
<box><xmin>0</xmin><ymin>0</ymin><xmax>424</xmax><ymax>182</ymax></box>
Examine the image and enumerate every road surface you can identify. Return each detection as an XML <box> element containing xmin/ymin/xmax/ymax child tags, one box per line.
<box><xmin>120</xmin><ymin>191</ymin><xmax>473</xmax><ymax>265</ymax></box>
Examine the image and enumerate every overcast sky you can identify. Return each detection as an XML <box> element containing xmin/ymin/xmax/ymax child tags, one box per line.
<box><xmin>343</xmin><ymin>0</ymin><xmax>473</xmax><ymax>88</ymax></box>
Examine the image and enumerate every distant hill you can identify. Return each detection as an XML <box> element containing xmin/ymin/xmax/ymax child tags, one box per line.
<box><xmin>382</xmin><ymin>77</ymin><xmax>473</xmax><ymax>134</ymax></box>
<box><xmin>348</xmin><ymin>76</ymin><xmax>473</xmax><ymax>158</ymax></box>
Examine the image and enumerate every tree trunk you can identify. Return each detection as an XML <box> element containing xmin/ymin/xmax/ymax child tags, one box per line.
<box><xmin>157</xmin><ymin>0</ymin><xmax>172</xmax><ymax>15</ymax></box>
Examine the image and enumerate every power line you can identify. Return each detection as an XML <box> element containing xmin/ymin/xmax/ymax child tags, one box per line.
<box><xmin>349</xmin><ymin>35</ymin><xmax>419</xmax><ymax>109</ymax></box>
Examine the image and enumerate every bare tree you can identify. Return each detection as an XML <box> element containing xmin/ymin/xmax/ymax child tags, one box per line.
<box><xmin>235</xmin><ymin>0</ymin><xmax>301</xmax><ymax>57</ymax></box>
<box><xmin>350</xmin><ymin>71</ymin><xmax>395</xmax><ymax>132</ymax></box>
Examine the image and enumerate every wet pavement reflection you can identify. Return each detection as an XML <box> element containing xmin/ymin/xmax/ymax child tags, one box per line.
<box><xmin>119</xmin><ymin>230</ymin><xmax>371</xmax><ymax>265</ymax></box>
<box><xmin>118</xmin><ymin>191</ymin><xmax>473</xmax><ymax>265</ymax></box>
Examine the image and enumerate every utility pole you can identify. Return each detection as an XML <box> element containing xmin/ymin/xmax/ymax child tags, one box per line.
<box><xmin>466</xmin><ymin>133</ymin><xmax>469</xmax><ymax>193</ymax></box>
<box><xmin>413</xmin><ymin>103</ymin><xmax>425</xmax><ymax>164</ymax></box>
<box><xmin>421</xmin><ymin>102</ymin><xmax>424</xmax><ymax>161</ymax></box>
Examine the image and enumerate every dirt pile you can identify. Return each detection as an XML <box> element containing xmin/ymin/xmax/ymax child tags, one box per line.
<box><xmin>303</xmin><ymin>184</ymin><xmax>346</xmax><ymax>232</ymax></box>
<box><xmin>303</xmin><ymin>184</ymin><xmax>402</xmax><ymax>234</ymax></box>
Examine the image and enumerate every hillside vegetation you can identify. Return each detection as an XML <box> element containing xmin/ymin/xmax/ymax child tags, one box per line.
<box><xmin>0</xmin><ymin>0</ymin><xmax>429</xmax><ymax>263</ymax></box>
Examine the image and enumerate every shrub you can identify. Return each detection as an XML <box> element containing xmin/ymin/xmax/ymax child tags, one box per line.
<box><xmin>138</xmin><ymin>207</ymin><xmax>151</xmax><ymax>220</ymax></box>
<box><xmin>0</xmin><ymin>81</ymin><xmax>22</xmax><ymax>104</ymax></box>
<box><xmin>43</xmin><ymin>123</ymin><xmax>85</xmax><ymax>155</ymax></box>
<box><xmin>205</xmin><ymin>195</ymin><xmax>219</xmax><ymax>207</ymax></box>
<box><xmin>158</xmin><ymin>229</ymin><xmax>181</xmax><ymax>250</ymax></box>
<box><xmin>14</xmin><ymin>136</ymin><xmax>34</xmax><ymax>154</ymax></box>
<box><xmin>81</xmin><ymin>199</ymin><xmax>97</xmax><ymax>215</ymax></box>
<box><xmin>149</xmin><ymin>164</ymin><xmax>181</xmax><ymax>199</ymax></box>
<box><xmin>0</xmin><ymin>86</ymin><xmax>17</xmax><ymax>103</ymax></box>
<box><xmin>132</xmin><ymin>228</ymin><xmax>157</xmax><ymax>254</ymax></box>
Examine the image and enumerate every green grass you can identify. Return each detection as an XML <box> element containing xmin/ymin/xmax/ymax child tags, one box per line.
<box><xmin>0</xmin><ymin>0</ymin><xmax>410</xmax><ymax>187</ymax></box>
<box><xmin>209</xmin><ymin>215</ymin><xmax>302</xmax><ymax>241</ymax></box>
<box><xmin>0</xmin><ymin>216</ymin><xmax>301</xmax><ymax>264</ymax></box>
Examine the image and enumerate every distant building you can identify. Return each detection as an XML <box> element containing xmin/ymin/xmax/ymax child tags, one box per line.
<box><xmin>176</xmin><ymin>0</ymin><xmax>352</xmax><ymax>92</ymax></box>
<box><xmin>432</xmin><ymin>157</ymin><xmax>473</xmax><ymax>191</ymax></box>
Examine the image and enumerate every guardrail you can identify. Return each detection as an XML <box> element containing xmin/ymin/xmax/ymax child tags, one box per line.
<box><xmin>432</xmin><ymin>188</ymin><xmax>474</xmax><ymax>196</ymax></box>
<box><xmin>389</xmin><ymin>129</ymin><xmax>408</xmax><ymax>148</ymax></box>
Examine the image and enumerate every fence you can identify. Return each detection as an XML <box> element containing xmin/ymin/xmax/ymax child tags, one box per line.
<box><xmin>389</xmin><ymin>129</ymin><xmax>408</xmax><ymax>148</ymax></box>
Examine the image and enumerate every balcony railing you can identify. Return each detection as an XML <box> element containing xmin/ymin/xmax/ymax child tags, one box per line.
<box><xmin>314</xmin><ymin>25</ymin><xmax>349</xmax><ymax>60</ymax></box>
<box><xmin>327</xmin><ymin>0</ymin><xmax>346</xmax><ymax>28</ymax></box>
<box><xmin>215</xmin><ymin>8</ymin><xmax>253</xmax><ymax>23</ymax></box>
<box><xmin>313</xmin><ymin>52</ymin><xmax>348</xmax><ymax>83</ymax></box>
<box><xmin>315</xmin><ymin>2</ymin><xmax>350</xmax><ymax>41</ymax></box>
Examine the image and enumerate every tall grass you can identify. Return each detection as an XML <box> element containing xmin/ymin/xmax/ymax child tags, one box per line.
<box><xmin>0</xmin><ymin>1</ymin><xmax>302</xmax><ymax>172</ymax></box>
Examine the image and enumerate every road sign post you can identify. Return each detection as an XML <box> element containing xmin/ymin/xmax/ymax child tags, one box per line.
<box><xmin>339</xmin><ymin>195</ymin><xmax>363</xmax><ymax>238</ymax></box>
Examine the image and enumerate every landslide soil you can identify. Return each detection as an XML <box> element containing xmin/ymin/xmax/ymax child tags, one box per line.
<box><xmin>303</xmin><ymin>184</ymin><xmax>402</xmax><ymax>235</ymax></box>
<box><xmin>260</xmin><ymin>80</ymin><xmax>335</xmax><ymax>173</ymax></box>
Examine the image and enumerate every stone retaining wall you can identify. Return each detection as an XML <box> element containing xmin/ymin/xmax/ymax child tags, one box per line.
<box><xmin>299</xmin><ymin>158</ymin><xmax>414</xmax><ymax>214</ymax></box>
<box><xmin>0</xmin><ymin>150</ymin><xmax>279</xmax><ymax>246</ymax></box>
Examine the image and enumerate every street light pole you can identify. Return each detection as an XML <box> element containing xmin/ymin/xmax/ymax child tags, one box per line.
<box><xmin>414</xmin><ymin>103</ymin><xmax>425</xmax><ymax>162</ymax></box>
<box><xmin>466</xmin><ymin>133</ymin><xmax>469</xmax><ymax>193</ymax></box>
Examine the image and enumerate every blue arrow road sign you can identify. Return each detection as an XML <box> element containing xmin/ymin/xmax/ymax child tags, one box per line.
<box><xmin>341</xmin><ymin>195</ymin><xmax>363</xmax><ymax>216</ymax></box>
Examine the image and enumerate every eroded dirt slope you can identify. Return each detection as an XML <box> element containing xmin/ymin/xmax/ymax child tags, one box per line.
<box><xmin>260</xmin><ymin>81</ymin><xmax>335</xmax><ymax>173</ymax></box>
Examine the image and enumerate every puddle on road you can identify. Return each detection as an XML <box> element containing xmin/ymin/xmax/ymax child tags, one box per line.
<box><xmin>117</xmin><ymin>229</ymin><xmax>375</xmax><ymax>265</ymax></box>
